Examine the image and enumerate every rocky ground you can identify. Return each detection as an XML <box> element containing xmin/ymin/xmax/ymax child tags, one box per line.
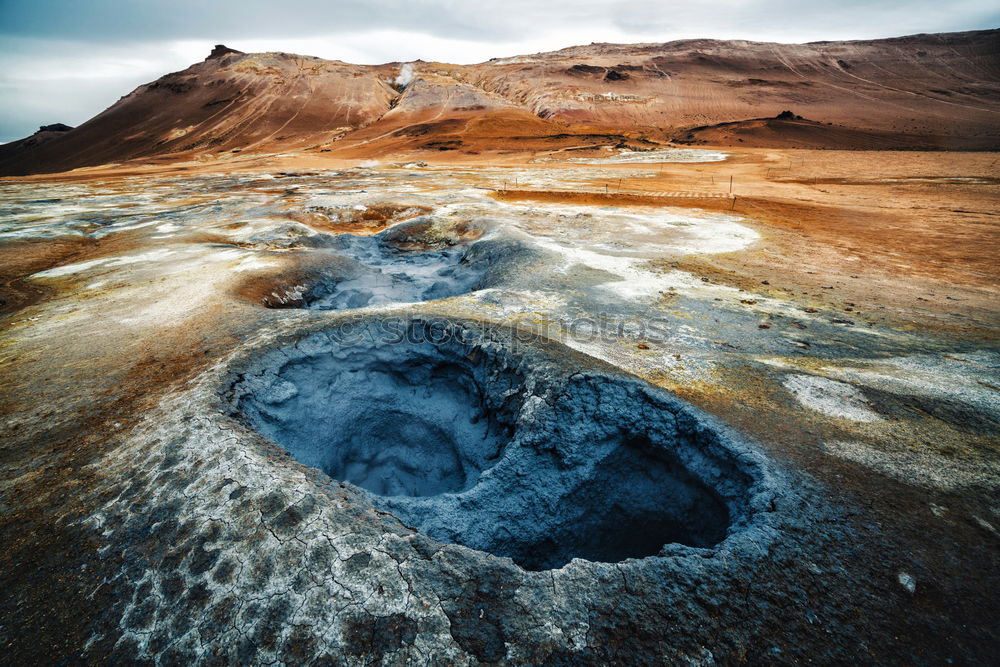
<box><xmin>0</xmin><ymin>147</ymin><xmax>997</xmax><ymax>664</ymax></box>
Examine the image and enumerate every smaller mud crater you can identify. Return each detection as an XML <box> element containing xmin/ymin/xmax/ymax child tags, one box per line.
<box><xmin>250</xmin><ymin>217</ymin><xmax>517</xmax><ymax>310</ymax></box>
<box><xmin>290</xmin><ymin>202</ymin><xmax>431</xmax><ymax>236</ymax></box>
<box><xmin>231</xmin><ymin>319</ymin><xmax>770</xmax><ymax>570</ymax></box>
<box><xmin>300</xmin><ymin>239</ymin><xmax>484</xmax><ymax>310</ymax></box>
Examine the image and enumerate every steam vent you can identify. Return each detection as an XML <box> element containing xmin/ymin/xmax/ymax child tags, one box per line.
<box><xmin>1</xmin><ymin>24</ymin><xmax>999</xmax><ymax>666</ymax></box>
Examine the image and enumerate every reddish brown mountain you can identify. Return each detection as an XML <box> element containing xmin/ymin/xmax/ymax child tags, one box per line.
<box><xmin>469</xmin><ymin>29</ymin><xmax>1000</xmax><ymax>141</ymax></box>
<box><xmin>0</xmin><ymin>47</ymin><xmax>397</xmax><ymax>175</ymax></box>
<box><xmin>2</xmin><ymin>30</ymin><xmax>998</xmax><ymax>175</ymax></box>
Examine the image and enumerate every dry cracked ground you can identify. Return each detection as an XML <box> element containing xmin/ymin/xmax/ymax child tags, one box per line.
<box><xmin>0</xmin><ymin>147</ymin><xmax>998</xmax><ymax>664</ymax></box>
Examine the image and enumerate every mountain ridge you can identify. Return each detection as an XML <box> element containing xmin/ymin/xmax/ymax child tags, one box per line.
<box><xmin>2</xmin><ymin>28</ymin><xmax>998</xmax><ymax>175</ymax></box>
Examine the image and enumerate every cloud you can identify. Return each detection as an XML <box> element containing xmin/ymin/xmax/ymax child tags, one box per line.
<box><xmin>0</xmin><ymin>0</ymin><xmax>593</xmax><ymax>42</ymax></box>
<box><xmin>614</xmin><ymin>0</ymin><xmax>1000</xmax><ymax>41</ymax></box>
<box><xmin>0</xmin><ymin>36</ymin><xmax>194</xmax><ymax>140</ymax></box>
<box><xmin>3</xmin><ymin>0</ymin><xmax>996</xmax><ymax>44</ymax></box>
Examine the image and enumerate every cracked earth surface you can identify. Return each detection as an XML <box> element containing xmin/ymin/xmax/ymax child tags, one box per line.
<box><xmin>1</xmin><ymin>150</ymin><xmax>998</xmax><ymax>664</ymax></box>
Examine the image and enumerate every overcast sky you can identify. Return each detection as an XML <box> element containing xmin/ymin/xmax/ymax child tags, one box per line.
<box><xmin>0</xmin><ymin>0</ymin><xmax>996</xmax><ymax>141</ymax></box>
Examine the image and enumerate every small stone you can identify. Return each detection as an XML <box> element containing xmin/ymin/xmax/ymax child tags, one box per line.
<box><xmin>973</xmin><ymin>516</ymin><xmax>999</xmax><ymax>537</ymax></box>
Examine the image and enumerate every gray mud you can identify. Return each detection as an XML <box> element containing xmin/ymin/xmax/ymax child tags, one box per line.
<box><xmin>232</xmin><ymin>318</ymin><xmax>774</xmax><ymax>570</ymax></box>
<box><xmin>279</xmin><ymin>220</ymin><xmax>530</xmax><ymax>310</ymax></box>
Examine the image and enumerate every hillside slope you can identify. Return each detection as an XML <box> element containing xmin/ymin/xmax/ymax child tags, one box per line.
<box><xmin>2</xmin><ymin>30</ymin><xmax>998</xmax><ymax>175</ymax></box>
<box><xmin>470</xmin><ymin>29</ymin><xmax>1000</xmax><ymax>142</ymax></box>
<box><xmin>0</xmin><ymin>46</ymin><xmax>397</xmax><ymax>175</ymax></box>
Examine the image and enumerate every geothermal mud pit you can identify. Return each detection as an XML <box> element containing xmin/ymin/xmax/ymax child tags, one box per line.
<box><xmin>234</xmin><ymin>320</ymin><xmax>750</xmax><ymax>570</ymax></box>
<box><xmin>3</xmin><ymin>156</ymin><xmax>998</xmax><ymax>664</ymax></box>
<box><xmin>296</xmin><ymin>222</ymin><xmax>493</xmax><ymax>310</ymax></box>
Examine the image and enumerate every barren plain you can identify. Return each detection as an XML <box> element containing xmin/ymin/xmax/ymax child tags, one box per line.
<box><xmin>0</xmin><ymin>31</ymin><xmax>998</xmax><ymax>665</ymax></box>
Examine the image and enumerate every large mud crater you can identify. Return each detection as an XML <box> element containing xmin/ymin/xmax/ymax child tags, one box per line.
<box><xmin>231</xmin><ymin>319</ymin><xmax>767</xmax><ymax>570</ymax></box>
